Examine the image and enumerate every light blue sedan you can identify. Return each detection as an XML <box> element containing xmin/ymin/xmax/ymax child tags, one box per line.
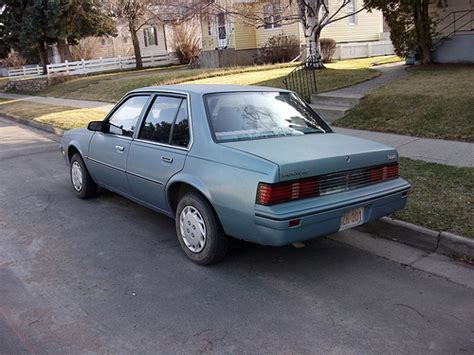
<box><xmin>60</xmin><ymin>85</ymin><xmax>411</xmax><ymax>264</ymax></box>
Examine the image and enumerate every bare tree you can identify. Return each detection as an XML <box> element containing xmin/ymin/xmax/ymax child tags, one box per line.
<box><xmin>110</xmin><ymin>0</ymin><xmax>156</xmax><ymax>69</ymax></box>
<box><xmin>206</xmin><ymin>0</ymin><xmax>372</xmax><ymax>68</ymax></box>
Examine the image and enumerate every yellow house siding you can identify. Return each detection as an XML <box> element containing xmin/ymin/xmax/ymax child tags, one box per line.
<box><xmin>256</xmin><ymin>22</ymin><xmax>301</xmax><ymax>47</ymax></box>
<box><xmin>234</xmin><ymin>18</ymin><xmax>257</xmax><ymax>50</ymax></box>
<box><xmin>321</xmin><ymin>1</ymin><xmax>384</xmax><ymax>42</ymax></box>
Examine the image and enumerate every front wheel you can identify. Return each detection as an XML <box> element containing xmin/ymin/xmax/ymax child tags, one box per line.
<box><xmin>175</xmin><ymin>192</ymin><xmax>229</xmax><ymax>265</ymax></box>
<box><xmin>70</xmin><ymin>153</ymin><xmax>97</xmax><ymax>199</ymax></box>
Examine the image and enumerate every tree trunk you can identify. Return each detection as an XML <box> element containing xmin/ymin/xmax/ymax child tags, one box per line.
<box><xmin>129</xmin><ymin>21</ymin><xmax>143</xmax><ymax>69</ymax></box>
<box><xmin>304</xmin><ymin>14</ymin><xmax>325</xmax><ymax>69</ymax></box>
<box><xmin>57</xmin><ymin>38</ymin><xmax>71</xmax><ymax>62</ymax></box>
<box><xmin>414</xmin><ymin>0</ymin><xmax>432</xmax><ymax>64</ymax></box>
<box><xmin>37</xmin><ymin>42</ymin><xmax>49</xmax><ymax>75</ymax></box>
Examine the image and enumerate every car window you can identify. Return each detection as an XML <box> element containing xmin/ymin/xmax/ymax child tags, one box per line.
<box><xmin>170</xmin><ymin>99</ymin><xmax>190</xmax><ymax>147</ymax></box>
<box><xmin>108</xmin><ymin>96</ymin><xmax>149</xmax><ymax>137</ymax></box>
<box><xmin>139</xmin><ymin>96</ymin><xmax>182</xmax><ymax>144</ymax></box>
<box><xmin>204</xmin><ymin>92</ymin><xmax>330</xmax><ymax>142</ymax></box>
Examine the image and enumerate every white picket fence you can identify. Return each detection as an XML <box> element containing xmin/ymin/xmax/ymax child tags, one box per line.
<box><xmin>8</xmin><ymin>65</ymin><xmax>43</xmax><ymax>79</ymax></box>
<box><xmin>7</xmin><ymin>53</ymin><xmax>177</xmax><ymax>79</ymax></box>
<box><xmin>334</xmin><ymin>40</ymin><xmax>395</xmax><ymax>60</ymax></box>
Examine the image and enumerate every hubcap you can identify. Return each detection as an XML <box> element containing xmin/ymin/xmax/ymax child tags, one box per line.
<box><xmin>179</xmin><ymin>206</ymin><xmax>207</xmax><ymax>253</ymax></box>
<box><xmin>71</xmin><ymin>161</ymin><xmax>83</xmax><ymax>192</ymax></box>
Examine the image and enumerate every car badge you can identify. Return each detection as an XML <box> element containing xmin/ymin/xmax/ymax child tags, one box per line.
<box><xmin>387</xmin><ymin>154</ymin><xmax>397</xmax><ymax>160</ymax></box>
<box><xmin>345</xmin><ymin>156</ymin><xmax>351</xmax><ymax>163</ymax></box>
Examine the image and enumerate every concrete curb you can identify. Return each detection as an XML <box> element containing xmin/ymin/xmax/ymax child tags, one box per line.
<box><xmin>358</xmin><ymin>217</ymin><xmax>474</xmax><ymax>260</ymax></box>
<box><xmin>1</xmin><ymin>112</ymin><xmax>65</xmax><ymax>137</ymax></box>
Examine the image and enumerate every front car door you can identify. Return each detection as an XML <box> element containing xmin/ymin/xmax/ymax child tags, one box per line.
<box><xmin>87</xmin><ymin>95</ymin><xmax>150</xmax><ymax>194</ymax></box>
<box><xmin>126</xmin><ymin>94</ymin><xmax>191</xmax><ymax>212</ymax></box>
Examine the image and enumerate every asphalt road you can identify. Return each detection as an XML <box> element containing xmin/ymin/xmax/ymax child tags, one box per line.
<box><xmin>1</xmin><ymin>118</ymin><xmax>473</xmax><ymax>354</ymax></box>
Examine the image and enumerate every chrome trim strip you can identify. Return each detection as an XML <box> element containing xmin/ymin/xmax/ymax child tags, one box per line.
<box><xmin>87</xmin><ymin>157</ymin><xmax>125</xmax><ymax>172</ymax></box>
<box><xmin>126</xmin><ymin>170</ymin><xmax>164</xmax><ymax>186</ymax></box>
<box><xmin>133</xmin><ymin>138</ymin><xmax>189</xmax><ymax>152</ymax></box>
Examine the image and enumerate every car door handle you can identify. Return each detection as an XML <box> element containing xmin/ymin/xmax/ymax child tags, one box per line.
<box><xmin>161</xmin><ymin>156</ymin><xmax>173</xmax><ymax>163</ymax></box>
<box><xmin>115</xmin><ymin>145</ymin><xmax>125</xmax><ymax>152</ymax></box>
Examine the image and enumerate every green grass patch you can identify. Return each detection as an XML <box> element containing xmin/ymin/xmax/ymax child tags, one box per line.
<box><xmin>17</xmin><ymin>56</ymin><xmax>398</xmax><ymax>103</ymax></box>
<box><xmin>33</xmin><ymin>63</ymin><xmax>299</xmax><ymax>102</ymax></box>
<box><xmin>334</xmin><ymin>65</ymin><xmax>474</xmax><ymax>142</ymax></box>
<box><xmin>396</xmin><ymin>158</ymin><xmax>473</xmax><ymax>238</ymax></box>
<box><xmin>0</xmin><ymin>99</ymin><xmax>104</xmax><ymax>130</ymax></box>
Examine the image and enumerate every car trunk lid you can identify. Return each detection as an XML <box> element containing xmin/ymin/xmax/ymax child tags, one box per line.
<box><xmin>221</xmin><ymin>133</ymin><xmax>398</xmax><ymax>181</ymax></box>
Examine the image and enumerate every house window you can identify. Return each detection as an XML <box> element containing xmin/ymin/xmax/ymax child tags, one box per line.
<box><xmin>348</xmin><ymin>0</ymin><xmax>357</xmax><ymax>25</ymax></box>
<box><xmin>263</xmin><ymin>2</ymin><xmax>282</xmax><ymax>29</ymax></box>
<box><xmin>206</xmin><ymin>15</ymin><xmax>212</xmax><ymax>36</ymax></box>
<box><xmin>217</xmin><ymin>13</ymin><xmax>226</xmax><ymax>40</ymax></box>
<box><xmin>144</xmin><ymin>27</ymin><xmax>158</xmax><ymax>47</ymax></box>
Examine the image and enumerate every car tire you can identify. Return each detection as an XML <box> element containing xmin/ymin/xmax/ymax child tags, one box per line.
<box><xmin>175</xmin><ymin>192</ymin><xmax>229</xmax><ymax>265</ymax></box>
<box><xmin>70</xmin><ymin>153</ymin><xmax>97</xmax><ymax>199</ymax></box>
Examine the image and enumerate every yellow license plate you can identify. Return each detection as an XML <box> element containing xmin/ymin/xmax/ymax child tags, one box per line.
<box><xmin>339</xmin><ymin>207</ymin><xmax>364</xmax><ymax>231</ymax></box>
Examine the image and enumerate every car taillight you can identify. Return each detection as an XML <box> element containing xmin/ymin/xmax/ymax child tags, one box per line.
<box><xmin>257</xmin><ymin>163</ymin><xmax>400</xmax><ymax>206</ymax></box>
<box><xmin>256</xmin><ymin>179</ymin><xmax>319</xmax><ymax>206</ymax></box>
<box><xmin>370</xmin><ymin>163</ymin><xmax>399</xmax><ymax>182</ymax></box>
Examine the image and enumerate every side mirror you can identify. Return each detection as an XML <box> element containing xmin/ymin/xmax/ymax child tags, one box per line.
<box><xmin>87</xmin><ymin>121</ymin><xmax>104</xmax><ymax>132</ymax></box>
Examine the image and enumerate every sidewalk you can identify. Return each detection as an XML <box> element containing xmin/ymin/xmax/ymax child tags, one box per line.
<box><xmin>327</xmin><ymin>61</ymin><xmax>408</xmax><ymax>96</ymax></box>
<box><xmin>0</xmin><ymin>89</ymin><xmax>472</xmax><ymax>168</ymax></box>
<box><xmin>335</xmin><ymin>127</ymin><xmax>473</xmax><ymax>168</ymax></box>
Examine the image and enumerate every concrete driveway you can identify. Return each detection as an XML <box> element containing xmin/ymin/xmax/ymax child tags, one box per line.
<box><xmin>1</xmin><ymin>118</ymin><xmax>473</xmax><ymax>354</ymax></box>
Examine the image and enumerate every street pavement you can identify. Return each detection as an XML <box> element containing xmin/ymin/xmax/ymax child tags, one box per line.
<box><xmin>1</xmin><ymin>117</ymin><xmax>473</xmax><ymax>354</ymax></box>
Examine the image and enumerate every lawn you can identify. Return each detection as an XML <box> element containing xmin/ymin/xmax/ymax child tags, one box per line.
<box><xmin>35</xmin><ymin>63</ymin><xmax>299</xmax><ymax>102</ymax></box>
<box><xmin>333</xmin><ymin>65</ymin><xmax>474</xmax><ymax>142</ymax></box>
<box><xmin>396</xmin><ymin>158</ymin><xmax>473</xmax><ymax>238</ymax></box>
<box><xmin>0</xmin><ymin>99</ymin><xmax>104</xmax><ymax>130</ymax></box>
<box><xmin>19</xmin><ymin>56</ymin><xmax>398</xmax><ymax>103</ymax></box>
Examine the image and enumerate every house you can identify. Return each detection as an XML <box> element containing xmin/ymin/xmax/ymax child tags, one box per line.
<box><xmin>430</xmin><ymin>0</ymin><xmax>473</xmax><ymax>63</ymax></box>
<box><xmin>50</xmin><ymin>22</ymin><xmax>170</xmax><ymax>63</ymax></box>
<box><xmin>199</xmin><ymin>0</ymin><xmax>394</xmax><ymax>67</ymax></box>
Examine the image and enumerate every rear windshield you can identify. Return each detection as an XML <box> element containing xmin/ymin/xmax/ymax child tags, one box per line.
<box><xmin>204</xmin><ymin>92</ymin><xmax>331</xmax><ymax>142</ymax></box>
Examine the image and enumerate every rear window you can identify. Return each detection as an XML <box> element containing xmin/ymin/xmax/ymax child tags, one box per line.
<box><xmin>204</xmin><ymin>92</ymin><xmax>330</xmax><ymax>142</ymax></box>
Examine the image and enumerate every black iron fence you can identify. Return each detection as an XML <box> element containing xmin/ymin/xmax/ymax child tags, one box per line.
<box><xmin>283</xmin><ymin>64</ymin><xmax>318</xmax><ymax>102</ymax></box>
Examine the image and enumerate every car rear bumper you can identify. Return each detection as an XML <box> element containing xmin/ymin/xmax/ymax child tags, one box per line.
<box><xmin>252</xmin><ymin>180</ymin><xmax>410</xmax><ymax>246</ymax></box>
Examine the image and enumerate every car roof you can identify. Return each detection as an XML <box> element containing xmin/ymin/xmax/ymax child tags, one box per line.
<box><xmin>130</xmin><ymin>84</ymin><xmax>292</xmax><ymax>95</ymax></box>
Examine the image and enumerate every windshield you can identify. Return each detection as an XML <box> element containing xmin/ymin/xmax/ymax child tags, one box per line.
<box><xmin>204</xmin><ymin>92</ymin><xmax>331</xmax><ymax>142</ymax></box>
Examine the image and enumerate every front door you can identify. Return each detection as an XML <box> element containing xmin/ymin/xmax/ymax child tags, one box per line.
<box><xmin>87</xmin><ymin>95</ymin><xmax>150</xmax><ymax>194</ymax></box>
<box><xmin>217</xmin><ymin>13</ymin><xmax>227</xmax><ymax>48</ymax></box>
<box><xmin>127</xmin><ymin>95</ymin><xmax>191</xmax><ymax>212</ymax></box>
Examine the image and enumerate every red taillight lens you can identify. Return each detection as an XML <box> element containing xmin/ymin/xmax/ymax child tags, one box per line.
<box><xmin>256</xmin><ymin>179</ymin><xmax>319</xmax><ymax>206</ymax></box>
<box><xmin>257</xmin><ymin>163</ymin><xmax>399</xmax><ymax>206</ymax></box>
<box><xmin>370</xmin><ymin>163</ymin><xmax>399</xmax><ymax>182</ymax></box>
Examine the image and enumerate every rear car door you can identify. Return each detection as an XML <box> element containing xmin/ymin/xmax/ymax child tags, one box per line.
<box><xmin>87</xmin><ymin>95</ymin><xmax>150</xmax><ymax>194</ymax></box>
<box><xmin>126</xmin><ymin>94</ymin><xmax>191</xmax><ymax>211</ymax></box>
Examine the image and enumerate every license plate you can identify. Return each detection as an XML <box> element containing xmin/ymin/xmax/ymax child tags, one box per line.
<box><xmin>339</xmin><ymin>207</ymin><xmax>364</xmax><ymax>231</ymax></box>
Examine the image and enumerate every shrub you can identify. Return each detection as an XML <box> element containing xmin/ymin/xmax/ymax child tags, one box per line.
<box><xmin>69</xmin><ymin>38</ymin><xmax>102</xmax><ymax>61</ymax></box>
<box><xmin>320</xmin><ymin>38</ymin><xmax>337</xmax><ymax>63</ymax></box>
<box><xmin>257</xmin><ymin>34</ymin><xmax>300</xmax><ymax>64</ymax></box>
<box><xmin>1</xmin><ymin>51</ymin><xmax>27</xmax><ymax>68</ymax></box>
<box><xmin>171</xmin><ymin>24</ymin><xmax>201</xmax><ymax>65</ymax></box>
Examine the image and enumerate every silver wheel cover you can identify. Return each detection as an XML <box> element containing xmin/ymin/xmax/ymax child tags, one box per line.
<box><xmin>71</xmin><ymin>161</ymin><xmax>83</xmax><ymax>192</ymax></box>
<box><xmin>179</xmin><ymin>206</ymin><xmax>207</xmax><ymax>253</ymax></box>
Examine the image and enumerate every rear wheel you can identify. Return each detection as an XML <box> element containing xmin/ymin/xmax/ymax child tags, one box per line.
<box><xmin>175</xmin><ymin>192</ymin><xmax>229</xmax><ymax>265</ymax></box>
<box><xmin>70</xmin><ymin>153</ymin><xmax>97</xmax><ymax>199</ymax></box>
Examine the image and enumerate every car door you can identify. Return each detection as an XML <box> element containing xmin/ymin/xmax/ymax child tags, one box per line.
<box><xmin>126</xmin><ymin>94</ymin><xmax>191</xmax><ymax>212</ymax></box>
<box><xmin>87</xmin><ymin>95</ymin><xmax>150</xmax><ymax>194</ymax></box>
